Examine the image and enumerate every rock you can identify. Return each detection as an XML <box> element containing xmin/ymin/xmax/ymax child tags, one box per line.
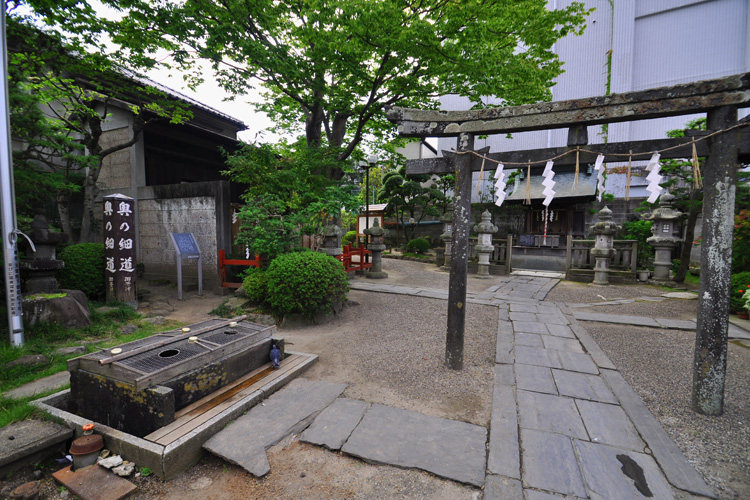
<box><xmin>234</xmin><ymin>287</ymin><xmax>247</xmax><ymax>298</ymax></box>
<box><xmin>98</xmin><ymin>455</ymin><xmax>123</xmax><ymax>469</ymax></box>
<box><xmin>662</xmin><ymin>292</ymin><xmax>698</xmax><ymax>300</ymax></box>
<box><xmin>4</xmin><ymin>354</ymin><xmax>49</xmax><ymax>368</ymax></box>
<box><xmin>149</xmin><ymin>309</ymin><xmax>173</xmax><ymax>317</ymax></box>
<box><xmin>100</xmin><ymin>449</ymin><xmax>111</xmax><ymax>459</ymax></box>
<box><xmin>22</xmin><ymin>290</ymin><xmax>91</xmax><ymax>329</ymax></box>
<box><xmin>120</xmin><ymin>324</ymin><xmax>138</xmax><ymax>335</ymax></box>
<box><xmin>247</xmin><ymin>313</ymin><xmax>276</xmax><ymax>326</ymax></box>
<box><xmin>10</xmin><ymin>481</ymin><xmax>39</xmax><ymax>500</ymax></box>
<box><xmin>144</xmin><ymin>316</ymin><xmax>166</xmax><ymax>325</ymax></box>
<box><xmin>225</xmin><ymin>297</ymin><xmax>249</xmax><ymax>309</ymax></box>
<box><xmin>54</xmin><ymin>346</ymin><xmax>86</xmax><ymax>356</ymax></box>
<box><xmin>112</xmin><ymin>463</ymin><xmax>135</xmax><ymax>477</ymax></box>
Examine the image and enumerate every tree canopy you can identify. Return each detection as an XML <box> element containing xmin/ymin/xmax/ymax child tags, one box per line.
<box><xmin>109</xmin><ymin>0</ymin><xmax>590</xmax><ymax>175</ymax></box>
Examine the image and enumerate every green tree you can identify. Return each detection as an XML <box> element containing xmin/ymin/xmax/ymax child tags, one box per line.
<box><xmin>110</xmin><ymin>0</ymin><xmax>590</xmax><ymax>177</ymax></box>
<box><xmin>6</xmin><ymin>11</ymin><xmax>191</xmax><ymax>242</ymax></box>
<box><xmin>377</xmin><ymin>166</ymin><xmax>444</xmax><ymax>244</ymax></box>
<box><xmin>660</xmin><ymin>118</ymin><xmax>750</xmax><ymax>282</ymax></box>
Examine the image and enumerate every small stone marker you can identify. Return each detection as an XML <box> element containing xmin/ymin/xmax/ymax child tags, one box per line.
<box><xmin>103</xmin><ymin>194</ymin><xmax>137</xmax><ymax>307</ymax></box>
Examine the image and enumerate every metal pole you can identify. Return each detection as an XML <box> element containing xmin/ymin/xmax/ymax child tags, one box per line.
<box><xmin>0</xmin><ymin>5</ymin><xmax>25</xmax><ymax>346</ymax></box>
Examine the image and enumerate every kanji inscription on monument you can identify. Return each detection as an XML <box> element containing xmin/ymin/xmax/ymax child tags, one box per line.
<box><xmin>103</xmin><ymin>194</ymin><xmax>137</xmax><ymax>305</ymax></box>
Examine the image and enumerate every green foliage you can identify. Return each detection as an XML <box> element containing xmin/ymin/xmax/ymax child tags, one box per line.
<box><xmin>730</xmin><ymin>273</ymin><xmax>750</xmax><ymax>313</ymax></box>
<box><xmin>0</xmin><ymin>397</ymin><xmax>38</xmax><ymax>428</ymax></box>
<box><xmin>57</xmin><ymin>243</ymin><xmax>105</xmax><ymax>300</ymax></box>
<box><xmin>342</xmin><ymin>231</ymin><xmax>358</xmax><ymax>246</ymax></box>
<box><xmin>108</xmin><ymin>0</ymin><xmax>590</xmax><ymax>169</ymax></box>
<box><xmin>377</xmin><ymin>166</ymin><xmax>444</xmax><ymax>242</ymax></box>
<box><xmin>620</xmin><ymin>220</ymin><xmax>653</xmax><ymax>270</ymax></box>
<box><xmin>225</xmin><ymin>142</ymin><xmax>360</xmax><ymax>263</ymax></box>
<box><xmin>265</xmin><ymin>251</ymin><xmax>348</xmax><ymax>318</ymax></box>
<box><xmin>209</xmin><ymin>301</ymin><xmax>245</xmax><ymax>318</ymax></box>
<box><xmin>406</xmin><ymin>238</ymin><xmax>430</xmax><ymax>254</ymax></box>
<box><xmin>242</xmin><ymin>268</ymin><xmax>269</xmax><ymax>307</ymax></box>
<box><xmin>139</xmin><ymin>467</ymin><xmax>153</xmax><ymax>477</ymax></box>
<box><xmin>733</xmin><ymin>210</ymin><xmax>750</xmax><ymax>274</ymax></box>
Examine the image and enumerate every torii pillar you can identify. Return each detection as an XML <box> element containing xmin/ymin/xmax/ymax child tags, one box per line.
<box><xmin>445</xmin><ymin>133</ymin><xmax>474</xmax><ymax>370</ymax></box>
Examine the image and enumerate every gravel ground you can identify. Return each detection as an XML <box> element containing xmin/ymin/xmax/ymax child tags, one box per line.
<box><xmin>546</xmin><ymin>279</ymin><xmax>700</xmax><ymax>320</ymax></box>
<box><xmin>283</xmin><ymin>290</ymin><xmax>498</xmax><ymax>426</ymax></box>
<box><xmin>546</xmin><ymin>280</ymin><xmax>749</xmax><ymax>499</ymax></box>
<box><xmin>380</xmin><ymin>256</ymin><xmax>510</xmax><ymax>294</ymax></box>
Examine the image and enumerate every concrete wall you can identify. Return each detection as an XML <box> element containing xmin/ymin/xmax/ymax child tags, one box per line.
<box><xmin>136</xmin><ymin>182</ymin><xmax>231</xmax><ymax>290</ymax></box>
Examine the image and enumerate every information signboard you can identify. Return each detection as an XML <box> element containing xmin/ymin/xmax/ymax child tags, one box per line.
<box><xmin>169</xmin><ymin>232</ymin><xmax>203</xmax><ymax>300</ymax></box>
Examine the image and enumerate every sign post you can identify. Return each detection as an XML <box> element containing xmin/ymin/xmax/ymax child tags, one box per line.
<box><xmin>103</xmin><ymin>194</ymin><xmax>137</xmax><ymax>306</ymax></box>
<box><xmin>169</xmin><ymin>232</ymin><xmax>202</xmax><ymax>300</ymax></box>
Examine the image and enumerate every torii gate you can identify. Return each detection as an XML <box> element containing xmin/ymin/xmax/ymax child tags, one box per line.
<box><xmin>386</xmin><ymin>73</ymin><xmax>750</xmax><ymax>416</ymax></box>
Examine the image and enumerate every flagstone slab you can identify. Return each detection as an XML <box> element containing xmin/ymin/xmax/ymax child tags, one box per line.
<box><xmin>484</xmin><ymin>475</ymin><xmax>523</xmax><ymax>500</ymax></box>
<box><xmin>342</xmin><ymin>403</ymin><xmax>487</xmax><ymax>487</ymax></box>
<box><xmin>203</xmin><ymin>378</ymin><xmax>347</xmax><ymax>477</ymax></box>
<box><xmin>496</xmin><ymin>333</ymin><xmax>514</xmax><ymax>364</ymax></box>
<box><xmin>655</xmin><ymin>318</ymin><xmax>697</xmax><ymax>330</ymax></box>
<box><xmin>574</xmin><ymin>440</ymin><xmax>675</xmax><ymax>500</ymax></box>
<box><xmin>552</xmin><ymin>370</ymin><xmax>618</xmax><ymax>404</ymax></box>
<box><xmin>600</xmin><ymin>370</ymin><xmax>715</xmax><ymax>497</ymax></box>
<box><xmin>515</xmin><ymin>364</ymin><xmax>557</xmax><ymax>395</ymax></box>
<box><xmin>545</xmin><ymin>323</ymin><xmax>576</xmax><ymax>338</ymax></box>
<box><xmin>575</xmin><ymin>400</ymin><xmax>645</xmax><ymax>452</ymax></box>
<box><xmin>300</xmin><ymin>398</ymin><xmax>370</xmax><ymax>451</ymax></box>
<box><xmin>558</xmin><ymin>351</ymin><xmax>599</xmax><ymax>374</ymax></box>
<box><xmin>487</xmin><ymin>383</ymin><xmax>520</xmax><ymax>479</ymax></box>
<box><xmin>517</xmin><ymin>391</ymin><xmax>587</xmax><ymax>439</ymax></box>
<box><xmin>513</xmin><ymin>321</ymin><xmax>550</xmax><ymax>335</ymax></box>
<box><xmin>573</xmin><ymin>312</ymin><xmax>660</xmax><ymax>327</ymax></box>
<box><xmin>542</xmin><ymin>336</ymin><xmax>584</xmax><ymax>353</ymax></box>
<box><xmin>521</xmin><ymin>429</ymin><xmax>587</xmax><ymax>498</ymax></box>
<box><xmin>515</xmin><ymin>332</ymin><xmax>544</xmax><ymax>348</ymax></box>
<box><xmin>514</xmin><ymin>346</ymin><xmax>562</xmax><ymax>369</ymax></box>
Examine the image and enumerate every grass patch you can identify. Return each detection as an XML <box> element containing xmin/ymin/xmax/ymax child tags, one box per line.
<box><xmin>0</xmin><ymin>302</ymin><xmax>182</xmax><ymax>398</ymax></box>
<box><xmin>209</xmin><ymin>301</ymin><xmax>245</xmax><ymax>318</ymax></box>
<box><xmin>402</xmin><ymin>252</ymin><xmax>433</xmax><ymax>260</ymax></box>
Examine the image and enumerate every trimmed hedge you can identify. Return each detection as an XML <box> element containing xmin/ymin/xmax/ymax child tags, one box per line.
<box><xmin>265</xmin><ymin>251</ymin><xmax>348</xmax><ymax>318</ymax></box>
<box><xmin>242</xmin><ymin>267</ymin><xmax>268</xmax><ymax>306</ymax></box>
<box><xmin>406</xmin><ymin>238</ymin><xmax>430</xmax><ymax>254</ymax></box>
<box><xmin>58</xmin><ymin>243</ymin><xmax>105</xmax><ymax>301</ymax></box>
<box><xmin>342</xmin><ymin>230</ymin><xmax>358</xmax><ymax>246</ymax></box>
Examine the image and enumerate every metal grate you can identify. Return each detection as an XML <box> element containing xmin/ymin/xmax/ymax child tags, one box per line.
<box><xmin>120</xmin><ymin>342</ymin><xmax>206</xmax><ymax>373</ymax></box>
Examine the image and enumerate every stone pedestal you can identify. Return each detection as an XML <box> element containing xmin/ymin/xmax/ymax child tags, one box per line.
<box><xmin>364</xmin><ymin>219</ymin><xmax>388</xmax><ymax>279</ymax></box>
<box><xmin>589</xmin><ymin>206</ymin><xmax>620</xmax><ymax>285</ymax></box>
<box><xmin>646</xmin><ymin>193</ymin><xmax>683</xmax><ymax>283</ymax></box>
<box><xmin>473</xmin><ymin>210</ymin><xmax>497</xmax><ymax>278</ymax></box>
<box><xmin>439</xmin><ymin>204</ymin><xmax>454</xmax><ymax>272</ymax></box>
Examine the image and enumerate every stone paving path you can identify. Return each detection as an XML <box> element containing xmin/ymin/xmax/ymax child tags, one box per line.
<box><xmin>351</xmin><ymin>274</ymin><xmax>719</xmax><ymax>499</ymax></box>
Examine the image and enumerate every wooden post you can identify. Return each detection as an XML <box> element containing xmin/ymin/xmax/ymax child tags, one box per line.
<box><xmin>692</xmin><ymin>105</ymin><xmax>738</xmax><ymax>416</ymax></box>
<box><xmin>446</xmin><ymin>133</ymin><xmax>474</xmax><ymax>370</ymax></box>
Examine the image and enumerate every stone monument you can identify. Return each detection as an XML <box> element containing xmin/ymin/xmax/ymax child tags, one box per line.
<box><xmin>473</xmin><ymin>210</ymin><xmax>498</xmax><ymax>278</ymax></box>
<box><xmin>589</xmin><ymin>206</ymin><xmax>620</xmax><ymax>285</ymax></box>
<box><xmin>363</xmin><ymin>219</ymin><xmax>388</xmax><ymax>279</ymax></box>
<box><xmin>646</xmin><ymin>192</ymin><xmax>683</xmax><ymax>283</ymax></box>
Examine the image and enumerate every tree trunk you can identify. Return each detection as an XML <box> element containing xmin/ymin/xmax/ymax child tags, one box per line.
<box><xmin>57</xmin><ymin>190</ymin><xmax>72</xmax><ymax>240</ymax></box>
<box><xmin>674</xmin><ymin>202</ymin><xmax>701</xmax><ymax>283</ymax></box>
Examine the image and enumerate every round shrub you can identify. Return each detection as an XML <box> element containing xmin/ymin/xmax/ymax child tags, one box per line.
<box><xmin>242</xmin><ymin>267</ymin><xmax>268</xmax><ymax>306</ymax></box>
<box><xmin>407</xmin><ymin>238</ymin><xmax>430</xmax><ymax>254</ymax></box>
<box><xmin>342</xmin><ymin>230</ymin><xmax>358</xmax><ymax>246</ymax></box>
<box><xmin>265</xmin><ymin>251</ymin><xmax>348</xmax><ymax>318</ymax></box>
<box><xmin>730</xmin><ymin>272</ymin><xmax>750</xmax><ymax>313</ymax></box>
<box><xmin>58</xmin><ymin>243</ymin><xmax>105</xmax><ymax>300</ymax></box>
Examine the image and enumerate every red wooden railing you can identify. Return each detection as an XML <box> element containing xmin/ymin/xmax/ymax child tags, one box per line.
<box><xmin>218</xmin><ymin>249</ymin><xmax>262</xmax><ymax>288</ymax></box>
<box><xmin>336</xmin><ymin>244</ymin><xmax>372</xmax><ymax>273</ymax></box>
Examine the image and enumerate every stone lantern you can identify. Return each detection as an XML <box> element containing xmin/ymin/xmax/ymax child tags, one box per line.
<box><xmin>589</xmin><ymin>206</ymin><xmax>620</xmax><ymax>285</ymax></box>
<box><xmin>473</xmin><ymin>210</ymin><xmax>498</xmax><ymax>278</ymax></box>
<box><xmin>321</xmin><ymin>224</ymin><xmax>343</xmax><ymax>258</ymax></box>
<box><xmin>439</xmin><ymin>203</ymin><xmax>454</xmax><ymax>272</ymax></box>
<box><xmin>363</xmin><ymin>219</ymin><xmax>388</xmax><ymax>279</ymax></box>
<box><xmin>21</xmin><ymin>210</ymin><xmax>68</xmax><ymax>293</ymax></box>
<box><xmin>646</xmin><ymin>192</ymin><xmax>683</xmax><ymax>282</ymax></box>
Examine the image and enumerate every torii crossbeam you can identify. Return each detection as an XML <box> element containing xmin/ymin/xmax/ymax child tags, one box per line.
<box><xmin>387</xmin><ymin>72</ymin><xmax>750</xmax><ymax>416</ymax></box>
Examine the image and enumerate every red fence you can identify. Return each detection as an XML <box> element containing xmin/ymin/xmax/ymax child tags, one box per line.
<box><xmin>336</xmin><ymin>244</ymin><xmax>372</xmax><ymax>273</ymax></box>
<box><xmin>218</xmin><ymin>249</ymin><xmax>262</xmax><ymax>288</ymax></box>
